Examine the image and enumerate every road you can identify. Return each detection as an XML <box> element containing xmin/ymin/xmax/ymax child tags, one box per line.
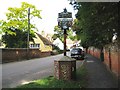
<box><xmin>2</xmin><ymin>52</ymin><xmax>83</xmax><ymax>88</ymax></box>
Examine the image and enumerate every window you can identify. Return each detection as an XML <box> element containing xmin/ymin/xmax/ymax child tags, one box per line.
<box><xmin>30</xmin><ymin>44</ymin><xmax>40</xmax><ymax>48</ymax></box>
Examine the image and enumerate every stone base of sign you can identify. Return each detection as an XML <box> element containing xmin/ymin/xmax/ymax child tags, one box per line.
<box><xmin>54</xmin><ymin>56</ymin><xmax>76</xmax><ymax>80</ymax></box>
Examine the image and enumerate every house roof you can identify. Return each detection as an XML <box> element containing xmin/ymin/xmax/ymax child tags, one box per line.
<box><xmin>36</xmin><ymin>33</ymin><xmax>52</xmax><ymax>45</ymax></box>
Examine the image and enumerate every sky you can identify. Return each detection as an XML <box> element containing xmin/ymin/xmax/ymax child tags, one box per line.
<box><xmin>0</xmin><ymin>0</ymin><xmax>76</xmax><ymax>34</ymax></box>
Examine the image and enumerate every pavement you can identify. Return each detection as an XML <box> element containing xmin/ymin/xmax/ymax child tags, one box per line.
<box><xmin>84</xmin><ymin>54</ymin><xmax>119</xmax><ymax>88</ymax></box>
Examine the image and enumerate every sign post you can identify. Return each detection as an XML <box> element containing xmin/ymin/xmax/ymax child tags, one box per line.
<box><xmin>54</xmin><ymin>9</ymin><xmax>75</xmax><ymax>81</ymax></box>
<box><xmin>57</xmin><ymin>8</ymin><xmax>73</xmax><ymax>56</ymax></box>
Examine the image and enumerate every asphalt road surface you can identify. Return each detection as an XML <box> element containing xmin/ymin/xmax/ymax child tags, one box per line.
<box><xmin>2</xmin><ymin>52</ymin><xmax>83</xmax><ymax>88</ymax></box>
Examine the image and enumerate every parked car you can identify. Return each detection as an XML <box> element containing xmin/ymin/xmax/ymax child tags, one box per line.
<box><xmin>70</xmin><ymin>47</ymin><xmax>84</xmax><ymax>60</ymax></box>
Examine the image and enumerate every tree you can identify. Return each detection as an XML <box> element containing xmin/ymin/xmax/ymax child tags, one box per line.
<box><xmin>0</xmin><ymin>2</ymin><xmax>42</xmax><ymax>48</ymax></box>
<box><xmin>52</xmin><ymin>25</ymin><xmax>77</xmax><ymax>42</ymax></box>
<box><xmin>71</xmin><ymin>2</ymin><xmax>118</xmax><ymax>49</ymax></box>
<box><xmin>67</xmin><ymin>28</ymin><xmax>77</xmax><ymax>41</ymax></box>
<box><xmin>2</xmin><ymin>28</ymin><xmax>35</xmax><ymax>48</ymax></box>
<box><xmin>52</xmin><ymin>26</ymin><xmax>64</xmax><ymax>42</ymax></box>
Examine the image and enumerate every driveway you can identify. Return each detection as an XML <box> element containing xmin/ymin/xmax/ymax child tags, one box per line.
<box><xmin>2</xmin><ymin>52</ymin><xmax>83</xmax><ymax>88</ymax></box>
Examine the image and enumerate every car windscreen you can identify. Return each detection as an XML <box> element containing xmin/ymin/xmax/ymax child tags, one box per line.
<box><xmin>71</xmin><ymin>48</ymin><xmax>82</xmax><ymax>53</ymax></box>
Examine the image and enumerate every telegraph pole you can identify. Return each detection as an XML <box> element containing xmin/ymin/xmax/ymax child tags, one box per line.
<box><xmin>27</xmin><ymin>8</ymin><xmax>30</xmax><ymax>49</ymax></box>
<box><xmin>27</xmin><ymin>8</ymin><xmax>30</xmax><ymax>59</ymax></box>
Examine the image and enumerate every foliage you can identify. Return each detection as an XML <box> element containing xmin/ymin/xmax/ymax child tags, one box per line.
<box><xmin>71</xmin><ymin>2</ymin><xmax>118</xmax><ymax>48</ymax></box>
<box><xmin>2</xmin><ymin>28</ymin><xmax>35</xmax><ymax>48</ymax></box>
<box><xmin>52</xmin><ymin>25</ymin><xmax>64</xmax><ymax>42</ymax></box>
<box><xmin>0</xmin><ymin>2</ymin><xmax>42</xmax><ymax>48</ymax></box>
<box><xmin>52</xmin><ymin>25</ymin><xmax>77</xmax><ymax>42</ymax></box>
<box><xmin>67</xmin><ymin>28</ymin><xmax>77</xmax><ymax>41</ymax></box>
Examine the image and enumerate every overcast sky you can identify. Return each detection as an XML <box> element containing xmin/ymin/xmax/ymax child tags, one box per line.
<box><xmin>0</xmin><ymin>0</ymin><xmax>76</xmax><ymax>34</ymax></box>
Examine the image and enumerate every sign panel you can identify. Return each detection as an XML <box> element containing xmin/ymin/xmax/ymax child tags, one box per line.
<box><xmin>57</xmin><ymin>18</ymin><xmax>73</xmax><ymax>22</ymax></box>
<box><xmin>58</xmin><ymin>12</ymin><xmax>72</xmax><ymax>18</ymax></box>
<box><xmin>57</xmin><ymin>10</ymin><xmax>73</xmax><ymax>30</ymax></box>
<box><xmin>58</xmin><ymin>21</ymin><xmax>72</xmax><ymax>29</ymax></box>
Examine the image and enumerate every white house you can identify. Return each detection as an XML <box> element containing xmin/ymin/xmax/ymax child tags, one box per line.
<box><xmin>53</xmin><ymin>38</ymin><xmax>64</xmax><ymax>50</ymax></box>
<box><xmin>66</xmin><ymin>39</ymin><xmax>74</xmax><ymax>50</ymax></box>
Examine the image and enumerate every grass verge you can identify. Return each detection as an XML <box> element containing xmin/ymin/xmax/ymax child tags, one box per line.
<box><xmin>14</xmin><ymin>64</ymin><xmax>88</xmax><ymax>88</ymax></box>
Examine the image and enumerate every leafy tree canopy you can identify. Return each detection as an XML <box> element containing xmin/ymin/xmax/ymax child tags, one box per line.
<box><xmin>2</xmin><ymin>28</ymin><xmax>35</xmax><ymax>48</ymax></box>
<box><xmin>52</xmin><ymin>25</ymin><xmax>77</xmax><ymax>43</ymax></box>
<box><xmin>0</xmin><ymin>2</ymin><xmax>42</xmax><ymax>48</ymax></box>
<box><xmin>71</xmin><ymin>2</ymin><xmax>119</xmax><ymax>48</ymax></box>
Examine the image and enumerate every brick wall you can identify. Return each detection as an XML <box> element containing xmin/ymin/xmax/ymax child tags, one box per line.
<box><xmin>104</xmin><ymin>48</ymin><xmax>110</xmax><ymax>68</ymax></box>
<box><xmin>88</xmin><ymin>43</ymin><xmax>120</xmax><ymax>78</ymax></box>
<box><xmin>111</xmin><ymin>49</ymin><xmax>119</xmax><ymax>77</ymax></box>
<box><xmin>39</xmin><ymin>51</ymin><xmax>51</xmax><ymax>58</ymax></box>
<box><xmin>2</xmin><ymin>48</ymin><xmax>51</xmax><ymax>63</ymax></box>
<box><xmin>88</xmin><ymin>47</ymin><xmax>101</xmax><ymax>59</ymax></box>
<box><xmin>94</xmin><ymin>48</ymin><xmax>101</xmax><ymax>59</ymax></box>
<box><xmin>104</xmin><ymin>43</ymin><xmax>119</xmax><ymax>77</ymax></box>
<box><xmin>118</xmin><ymin>50</ymin><xmax>120</xmax><ymax>78</ymax></box>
